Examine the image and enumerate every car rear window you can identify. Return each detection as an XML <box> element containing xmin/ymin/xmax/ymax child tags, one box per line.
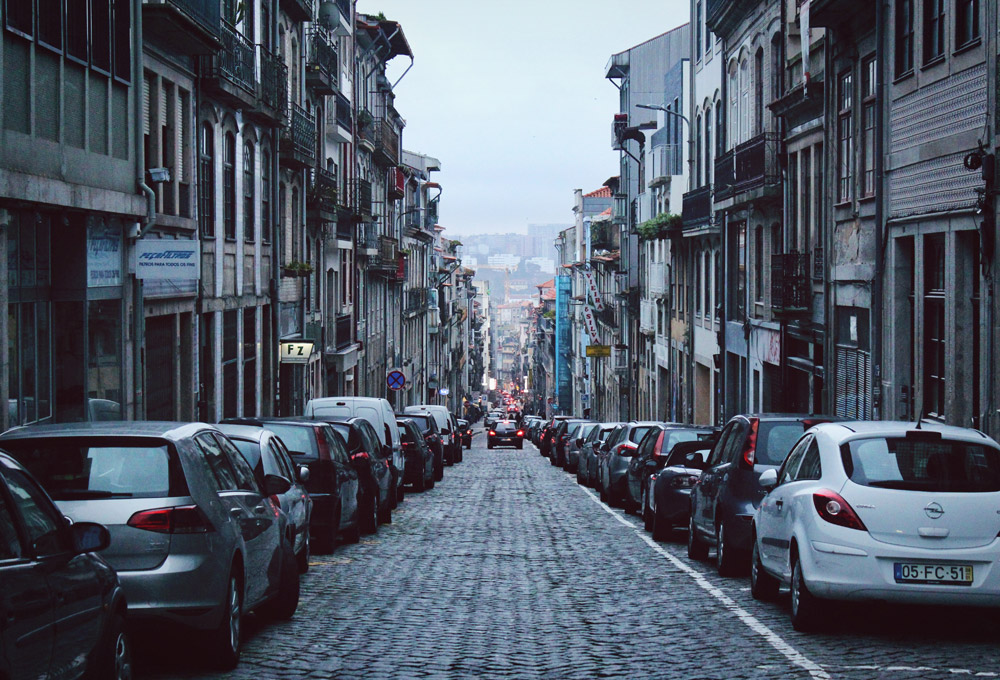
<box><xmin>405</xmin><ymin>414</ymin><xmax>434</xmax><ymax>434</ymax></box>
<box><xmin>495</xmin><ymin>422</ymin><xmax>518</xmax><ymax>433</ymax></box>
<box><xmin>3</xmin><ymin>438</ymin><xmax>185</xmax><ymax>499</ymax></box>
<box><xmin>630</xmin><ymin>426</ymin><xmax>653</xmax><ymax>444</ymax></box>
<box><xmin>842</xmin><ymin>437</ymin><xmax>1000</xmax><ymax>492</ymax></box>
<box><xmin>756</xmin><ymin>422</ymin><xmax>809</xmax><ymax>466</ymax></box>
<box><xmin>263</xmin><ymin>424</ymin><xmax>318</xmax><ymax>459</ymax></box>
<box><xmin>662</xmin><ymin>430</ymin><xmax>711</xmax><ymax>451</ymax></box>
<box><xmin>329</xmin><ymin>423</ymin><xmax>358</xmax><ymax>452</ymax></box>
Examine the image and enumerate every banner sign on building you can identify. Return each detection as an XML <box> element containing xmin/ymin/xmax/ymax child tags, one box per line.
<box><xmin>582</xmin><ymin>304</ymin><xmax>600</xmax><ymax>339</ymax></box>
<box><xmin>135</xmin><ymin>240</ymin><xmax>201</xmax><ymax>281</ymax></box>
<box><xmin>87</xmin><ymin>218</ymin><xmax>122</xmax><ymax>288</ymax></box>
<box><xmin>583</xmin><ymin>269</ymin><xmax>604</xmax><ymax>311</ymax></box>
<box><xmin>279</xmin><ymin>341</ymin><xmax>314</xmax><ymax>364</ymax></box>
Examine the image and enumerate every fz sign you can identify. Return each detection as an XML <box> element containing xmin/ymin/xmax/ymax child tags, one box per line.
<box><xmin>279</xmin><ymin>342</ymin><xmax>314</xmax><ymax>364</ymax></box>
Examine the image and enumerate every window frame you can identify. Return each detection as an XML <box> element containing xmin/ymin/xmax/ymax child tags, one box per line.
<box><xmin>895</xmin><ymin>0</ymin><xmax>915</xmax><ymax>78</ymax></box>
<box><xmin>199</xmin><ymin>123</ymin><xmax>215</xmax><ymax>238</ymax></box>
<box><xmin>243</xmin><ymin>141</ymin><xmax>255</xmax><ymax>243</ymax></box>
<box><xmin>955</xmin><ymin>0</ymin><xmax>980</xmax><ymax>48</ymax></box>
<box><xmin>837</xmin><ymin>68</ymin><xmax>854</xmax><ymax>204</ymax></box>
<box><xmin>923</xmin><ymin>0</ymin><xmax>946</xmax><ymax>64</ymax></box>
<box><xmin>223</xmin><ymin>132</ymin><xmax>237</xmax><ymax>241</ymax></box>
<box><xmin>861</xmin><ymin>56</ymin><xmax>877</xmax><ymax>198</ymax></box>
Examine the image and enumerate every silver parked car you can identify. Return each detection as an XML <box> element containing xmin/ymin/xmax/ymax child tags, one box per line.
<box><xmin>217</xmin><ymin>423</ymin><xmax>314</xmax><ymax>573</ymax></box>
<box><xmin>0</xmin><ymin>422</ymin><xmax>300</xmax><ymax>670</ymax></box>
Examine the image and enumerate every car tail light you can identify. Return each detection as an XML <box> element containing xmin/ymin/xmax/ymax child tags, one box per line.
<box><xmin>517</xmin><ymin>430</ymin><xmax>524</xmax><ymax>437</ymax></box>
<box><xmin>489</xmin><ymin>430</ymin><xmax>496</xmax><ymax>436</ymax></box>
<box><xmin>127</xmin><ymin>505</ymin><xmax>212</xmax><ymax>534</ymax></box>
<box><xmin>315</xmin><ymin>426</ymin><xmax>330</xmax><ymax>461</ymax></box>
<box><xmin>812</xmin><ymin>490</ymin><xmax>867</xmax><ymax>531</ymax></box>
<box><xmin>670</xmin><ymin>475</ymin><xmax>699</xmax><ymax>488</ymax></box>
<box><xmin>351</xmin><ymin>451</ymin><xmax>370</xmax><ymax>462</ymax></box>
<box><xmin>741</xmin><ymin>418</ymin><xmax>759</xmax><ymax>467</ymax></box>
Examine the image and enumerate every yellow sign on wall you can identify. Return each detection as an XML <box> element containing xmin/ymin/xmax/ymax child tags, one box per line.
<box><xmin>586</xmin><ymin>345</ymin><xmax>611</xmax><ymax>358</ymax></box>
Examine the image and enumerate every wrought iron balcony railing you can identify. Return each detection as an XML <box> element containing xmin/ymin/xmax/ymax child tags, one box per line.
<box><xmin>305</xmin><ymin>25</ymin><xmax>337</xmax><ymax>95</ymax></box>
<box><xmin>308</xmin><ymin>168</ymin><xmax>338</xmax><ymax>221</ymax></box>
<box><xmin>406</xmin><ymin>287</ymin><xmax>430</xmax><ymax>313</ymax></box>
<box><xmin>142</xmin><ymin>0</ymin><xmax>222</xmax><ymax>54</ymax></box>
<box><xmin>682</xmin><ymin>185</ymin><xmax>712</xmax><ymax>228</ymax></box>
<box><xmin>591</xmin><ymin>221</ymin><xmax>614</xmax><ymax>250</ymax></box>
<box><xmin>348</xmin><ymin>178</ymin><xmax>372</xmax><ymax>218</ymax></box>
<box><xmin>373</xmin><ymin>116</ymin><xmax>400</xmax><ymax>167</ymax></box>
<box><xmin>714</xmin><ymin>149</ymin><xmax>734</xmax><ymax>202</ymax></box>
<box><xmin>256</xmin><ymin>45</ymin><xmax>287</xmax><ymax>123</ymax></box>
<box><xmin>733</xmin><ymin>132</ymin><xmax>780</xmax><ymax>193</ymax></box>
<box><xmin>280</xmin><ymin>103</ymin><xmax>316</xmax><ymax>169</ymax></box>
<box><xmin>770</xmin><ymin>252</ymin><xmax>811</xmax><ymax>316</ymax></box>
<box><xmin>201</xmin><ymin>20</ymin><xmax>256</xmax><ymax>106</ymax></box>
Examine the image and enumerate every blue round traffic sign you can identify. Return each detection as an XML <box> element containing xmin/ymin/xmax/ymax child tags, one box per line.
<box><xmin>387</xmin><ymin>370</ymin><xmax>406</xmax><ymax>391</ymax></box>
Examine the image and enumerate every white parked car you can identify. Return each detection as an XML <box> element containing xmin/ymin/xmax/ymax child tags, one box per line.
<box><xmin>751</xmin><ymin>421</ymin><xmax>1000</xmax><ymax>631</ymax></box>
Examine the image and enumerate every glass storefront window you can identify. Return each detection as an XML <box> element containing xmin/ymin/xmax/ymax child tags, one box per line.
<box><xmin>87</xmin><ymin>299</ymin><xmax>122</xmax><ymax>418</ymax></box>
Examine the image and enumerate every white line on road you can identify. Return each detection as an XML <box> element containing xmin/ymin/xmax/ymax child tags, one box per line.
<box><xmin>579</xmin><ymin>485</ymin><xmax>831</xmax><ymax>680</ymax></box>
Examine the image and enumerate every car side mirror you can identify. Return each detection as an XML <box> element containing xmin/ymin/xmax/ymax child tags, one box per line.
<box><xmin>71</xmin><ymin>522</ymin><xmax>111</xmax><ymax>553</ymax></box>
<box><xmin>298</xmin><ymin>465</ymin><xmax>311</xmax><ymax>483</ymax></box>
<box><xmin>758</xmin><ymin>468</ymin><xmax>778</xmax><ymax>490</ymax></box>
<box><xmin>263</xmin><ymin>474</ymin><xmax>292</xmax><ymax>496</ymax></box>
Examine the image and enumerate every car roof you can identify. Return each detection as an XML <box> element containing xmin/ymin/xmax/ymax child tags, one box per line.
<box><xmin>215</xmin><ymin>423</ymin><xmax>271</xmax><ymax>443</ymax></box>
<box><xmin>731</xmin><ymin>413</ymin><xmax>839</xmax><ymax>421</ymax></box>
<box><xmin>0</xmin><ymin>421</ymin><xmax>215</xmax><ymax>441</ymax></box>
<box><xmin>814</xmin><ymin>420</ymin><xmax>996</xmax><ymax>444</ymax></box>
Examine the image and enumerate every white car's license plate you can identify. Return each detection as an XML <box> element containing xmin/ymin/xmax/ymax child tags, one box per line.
<box><xmin>894</xmin><ymin>562</ymin><xmax>973</xmax><ymax>585</ymax></box>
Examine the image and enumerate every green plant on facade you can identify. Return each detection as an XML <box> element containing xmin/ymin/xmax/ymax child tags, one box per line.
<box><xmin>637</xmin><ymin>212</ymin><xmax>682</xmax><ymax>240</ymax></box>
<box><xmin>282</xmin><ymin>261</ymin><xmax>314</xmax><ymax>277</ymax></box>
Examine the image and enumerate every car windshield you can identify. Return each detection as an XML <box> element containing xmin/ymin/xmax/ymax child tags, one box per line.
<box><xmin>842</xmin><ymin>436</ymin><xmax>1000</xmax><ymax>492</ymax></box>
<box><xmin>3</xmin><ymin>439</ymin><xmax>182</xmax><ymax>499</ymax></box>
<box><xmin>262</xmin><ymin>424</ymin><xmax>319</xmax><ymax>459</ymax></box>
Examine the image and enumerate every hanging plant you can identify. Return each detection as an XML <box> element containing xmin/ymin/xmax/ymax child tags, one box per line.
<box><xmin>637</xmin><ymin>213</ymin><xmax>682</xmax><ymax>240</ymax></box>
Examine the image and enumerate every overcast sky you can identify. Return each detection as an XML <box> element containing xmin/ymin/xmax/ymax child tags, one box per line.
<box><xmin>358</xmin><ymin>0</ymin><xmax>690</xmax><ymax>237</ymax></box>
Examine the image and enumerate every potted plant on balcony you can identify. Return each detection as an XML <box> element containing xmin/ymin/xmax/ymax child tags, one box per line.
<box><xmin>637</xmin><ymin>212</ymin><xmax>682</xmax><ymax>240</ymax></box>
<box><xmin>281</xmin><ymin>261</ymin><xmax>314</xmax><ymax>278</ymax></box>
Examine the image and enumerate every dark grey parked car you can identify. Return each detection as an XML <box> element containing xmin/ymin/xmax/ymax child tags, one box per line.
<box><xmin>648</xmin><ymin>440</ymin><xmax>713</xmax><ymax>540</ymax></box>
<box><xmin>0</xmin><ymin>422</ymin><xmax>299</xmax><ymax>670</ymax></box>
<box><xmin>598</xmin><ymin>422</ymin><xmax>659</xmax><ymax>506</ymax></box>
<box><xmin>577</xmin><ymin>422</ymin><xmax>620</xmax><ymax>487</ymax></box>
<box><xmin>217</xmin><ymin>424</ymin><xmax>315</xmax><ymax>572</ymax></box>
<box><xmin>688</xmin><ymin>413</ymin><xmax>837</xmax><ymax>576</ymax></box>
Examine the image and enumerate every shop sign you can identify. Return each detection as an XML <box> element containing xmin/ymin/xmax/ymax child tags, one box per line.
<box><xmin>280</xmin><ymin>341</ymin><xmax>314</xmax><ymax>364</ymax></box>
<box><xmin>586</xmin><ymin>345</ymin><xmax>611</xmax><ymax>358</ymax></box>
<box><xmin>583</xmin><ymin>269</ymin><xmax>604</xmax><ymax>311</ymax></box>
<box><xmin>581</xmin><ymin>305</ymin><xmax>600</xmax><ymax>339</ymax></box>
<box><xmin>87</xmin><ymin>219</ymin><xmax>122</xmax><ymax>287</ymax></box>
<box><xmin>136</xmin><ymin>239</ymin><xmax>200</xmax><ymax>280</ymax></box>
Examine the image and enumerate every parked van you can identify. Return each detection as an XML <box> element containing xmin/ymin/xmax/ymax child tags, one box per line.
<box><xmin>403</xmin><ymin>404</ymin><xmax>461</xmax><ymax>464</ymax></box>
<box><xmin>304</xmin><ymin>397</ymin><xmax>404</xmax><ymax>501</ymax></box>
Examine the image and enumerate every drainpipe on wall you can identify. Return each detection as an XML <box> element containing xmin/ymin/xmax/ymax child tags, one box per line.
<box><xmin>132</xmin><ymin>0</ymin><xmax>153</xmax><ymax>419</ymax></box>
<box><xmin>872</xmin><ymin>0</ymin><xmax>886</xmax><ymax>420</ymax></box>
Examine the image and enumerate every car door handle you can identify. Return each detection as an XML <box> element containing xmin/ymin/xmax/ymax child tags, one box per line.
<box><xmin>775</xmin><ymin>500</ymin><xmax>783</xmax><ymax>509</ymax></box>
<box><xmin>230</xmin><ymin>507</ymin><xmax>242</xmax><ymax>518</ymax></box>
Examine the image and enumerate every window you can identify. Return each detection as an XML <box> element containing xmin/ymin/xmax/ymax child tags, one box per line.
<box><xmin>896</xmin><ymin>0</ymin><xmax>915</xmax><ymax>76</ymax></box>
<box><xmin>795</xmin><ymin>440</ymin><xmax>822</xmax><ymax>481</ymax></box>
<box><xmin>223</xmin><ymin>310</ymin><xmax>238</xmax><ymax>418</ymax></box>
<box><xmin>837</xmin><ymin>69</ymin><xmax>854</xmax><ymax>203</ymax></box>
<box><xmin>112</xmin><ymin>0</ymin><xmax>131</xmax><ymax>83</ymax></box>
<box><xmin>924</xmin><ymin>235</ymin><xmax>946</xmax><ymax>419</ymax></box>
<box><xmin>704</xmin><ymin>108</ymin><xmax>712</xmax><ymax>186</ymax></box>
<box><xmin>923</xmin><ymin>0</ymin><xmax>946</xmax><ymax>63</ymax></box>
<box><xmin>261</xmin><ymin>149</ymin><xmax>271</xmax><ymax>244</ymax></box>
<box><xmin>861</xmin><ymin>57</ymin><xmax>877</xmax><ymax>198</ymax></box>
<box><xmin>695</xmin><ymin>1</ymin><xmax>703</xmax><ymax>60</ymax></box>
<box><xmin>223</xmin><ymin>133</ymin><xmax>236</xmax><ymax>240</ymax></box>
<box><xmin>244</xmin><ymin>142</ymin><xmax>255</xmax><ymax>242</ymax></box>
<box><xmin>38</xmin><ymin>0</ymin><xmax>62</xmax><ymax>52</ymax></box>
<box><xmin>739</xmin><ymin>59</ymin><xmax>750</xmax><ymax>143</ymax></box>
<box><xmin>695</xmin><ymin>114</ymin><xmax>703</xmax><ymax>187</ymax></box>
<box><xmin>956</xmin><ymin>0</ymin><xmax>980</xmax><ymax>46</ymax></box>
<box><xmin>695</xmin><ymin>254</ymin><xmax>702</xmax><ymax>316</ymax></box>
<box><xmin>91</xmin><ymin>0</ymin><xmax>111</xmax><ymax>74</ymax></box>
<box><xmin>754</xmin><ymin>225</ymin><xmax>764</xmax><ymax>303</ymax></box>
<box><xmin>199</xmin><ymin>124</ymin><xmax>215</xmax><ymax>237</ymax></box>
<box><xmin>754</xmin><ymin>48</ymin><xmax>764</xmax><ymax>136</ymax></box>
<box><xmin>196</xmin><ymin>433</ymin><xmax>238</xmax><ymax>491</ymax></box>
<box><xmin>243</xmin><ymin>308</ymin><xmax>256</xmax><ymax>417</ymax></box>
<box><xmin>215</xmin><ymin>433</ymin><xmax>258</xmax><ymax>492</ymax></box>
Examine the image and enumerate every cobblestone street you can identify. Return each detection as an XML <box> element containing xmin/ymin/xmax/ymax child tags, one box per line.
<box><xmin>138</xmin><ymin>432</ymin><xmax>1000</xmax><ymax>680</ymax></box>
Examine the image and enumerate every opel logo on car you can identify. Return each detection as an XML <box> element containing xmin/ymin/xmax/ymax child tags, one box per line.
<box><xmin>924</xmin><ymin>502</ymin><xmax>945</xmax><ymax>520</ymax></box>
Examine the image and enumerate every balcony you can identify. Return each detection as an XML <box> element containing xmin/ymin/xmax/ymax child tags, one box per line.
<box><xmin>612</xmin><ymin>194</ymin><xmax>628</xmax><ymax>225</ymax></box>
<box><xmin>713</xmin><ymin>149</ymin><xmax>734</xmax><ymax>203</ymax></box>
<box><xmin>591</xmin><ymin>220</ymin><xmax>614</xmax><ymax>250</ymax></box>
<box><xmin>648</xmin><ymin>261</ymin><xmax>666</xmax><ymax>298</ymax></box>
<box><xmin>405</xmin><ymin>287</ymin><xmax>430</xmax><ymax>315</ymax></box>
<box><xmin>706</xmin><ymin>0</ymin><xmax>752</xmax><ymax>37</ymax></box>
<box><xmin>250</xmin><ymin>45</ymin><xmax>287</xmax><ymax>125</ymax></box>
<box><xmin>357</xmin><ymin>109</ymin><xmax>375</xmax><ymax>152</ymax></box>
<box><xmin>326</xmin><ymin>91</ymin><xmax>353</xmax><ymax>143</ymax></box>
<box><xmin>388</xmin><ymin>167</ymin><xmax>406</xmax><ymax>200</ymax></box>
<box><xmin>649</xmin><ymin>144</ymin><xmax>683</xmax><ymax>187</ymax></box>
<box><xmin>328</xmin><ymin>0</ymin><xmax>352</xmax><ymax>36</ymax></box>
<box><xmin>403</xmin><ymin>210</ymin><xmax>423</xmax><ymax>238</ymax></box>
<box><xmin>307</xmin><ymin>168</ymin><xmax>338</xmax><ymax>223</ymax></box>
<box><xmin>424</xmin><ymin>200</ymin><xmax>438</xmax><ymax>229</ymax></box>
<box><xmin>305</xmin><ymin>26</ymin><xmax>338</xmax><ymax>96</ymax></box>
<box><xmin>200</xmin><ymin>21</ymin><xmax>256</xmax><ymax>109</ymax></box>
<box><xmin>771</xmin><ymin>253</ymin><xmax>811</xmax><ymax>317</ymax></box>
<box><xmin>368</xmin><ymin>236</ymin><xmax>399</xmax><ymax>275</ymax></box>
<box><xmin>335</xmin><ymin>313</ymin><xmax>354</xmax><ymax>350</ymax></box>
<box><xmin>143</xmin><ymin>0</ymin><xmax>222</xmax><ymax>54</ymax></box>
<box><xmin>373</xmin><ymin>116</ymin><xmax>400</xmax><ymax>167</ymax></box>
<box><xmin>359</xmin><ymin>222</ymin><xmax>377</xmax><ymax>253</ymax></box>
<box><xmin>347</xmin><ymin>178</ymin><xmax>373</xmax><ymax>220</ymax></box>
<box><xmin>280</xmin><ymin>103</ymin><xmax>316</xmax><ymax>170</ymax></box>
<box><xmin>280</xmin><ymin>0</ymin><xmax>311</xmax><ymax>23</ymax></box>
<box><xmin>682</xmin><ymin>185</ymin><xmax>712</xmax><ymax>230</ymax></box>
<box><xmin>733</xmin><ymin>133</ymin><xmax>780</xmax><ymax>195</ymax></box>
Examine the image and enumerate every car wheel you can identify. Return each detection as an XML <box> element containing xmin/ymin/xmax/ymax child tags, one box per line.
<box><xmin>378</xmin><ymin>492</ymin><xmax>392</xmax><ymax>524</ymax></box>
<box><xmin>434</xmin><ymin>455</ymin><xmax>444</xmax><ymax>481</ymax></box>
<box><xmin>716</xmin><ymin>521</ymin><xmax>744</xmax><ymax>577</ymax></box>
<box><xmin>361</xmin><ymin>493</ymin><xmax>378</xmax><ymax>535</ymax></box>
<box><xmin>791</xmin><ymin>552</ymin><xmax>822</xmax><ymax>632</ymax></box>
<box><xmin>642</xmin><ymin>488</ymin><xmax>653</xmax><ymax>531</ymax></box>
<box><xmin>209</xmin><ymin>572</ymin><xmax>242</xmax><ymax>670</ymax></box>
<box><xmin>750</xmin><ymin>538</ymin><xmax>779</xmax><ymax>601</ymax></box>
<box><xmin>87</xmin><ymin>612</ymin><xmax>131</xmax><ymax>680</ymax></box>
<box><xmin>296</xmin><ymin>531</ymin><xmax>310</xmax><ymax>573</ymax></box>
<box><xmin>687</xmin><ymin>514</ymin><xmax>709</xmax><ymax>560</ymax></box>
<box><xmin>264</xmin><ymin>541</ymin><xmax>300</xmax><ymax>620</ymax></box>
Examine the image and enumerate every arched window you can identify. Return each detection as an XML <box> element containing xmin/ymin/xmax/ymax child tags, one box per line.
<box><xmin>740</xmin><ymin>58</ymin><xmax>750</xmax><ymax>143</ymax></box>
<box><xmin>199</xmin><ymin>123</ymin><xmax>214</xmax><ymax>237</ymax></box>
<box><xmin>223</xmin><ymin>132</ymin><xmax>236</xmax><ymax>240</ymax></box>
<box><xmin>728</xmin><ymin>64</ymin><xmax>739</xmax><ymax>148</ymax></box>
<box><xmin>261</xmin><ymin>149</ymin><xmax>271</xmax><ymax>244</ymax></box>
<box><xmin>695</xmin><ymin>113</ymin><xmax>703</xmax><ymax>188</ymax></box>
<box><xmin>244</xmin><ymin>141</ymin><xmax>255</xmax><ymax>243</ymax></box>
<box><xmin>715</xmin><ymin>99</ymin><xmax>724</xmax><ymax>156</ymax></box>
<box><xmin>754</xmin><ymin>48</ymin><xmax>764</xmax><ymax>136</ymax></box>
